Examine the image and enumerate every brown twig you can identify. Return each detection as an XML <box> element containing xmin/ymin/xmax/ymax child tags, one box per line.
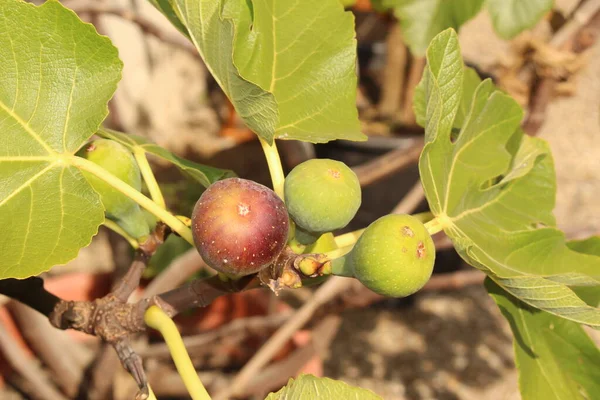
<box><xmin>140</xmin><ymin>312</ymin><xmax>291</xmax><ymax>359</ymax></box>
<box><xmin>0</xmin><ymin>277</ymin><xmax>61</xmax><ymax>317</ymax></box>
<box><xmin>378</xmin><ymin>22</ymin><xmax>408</xmax><ymax>118</ymax></box>
<box><xmin>151</xmin><ymin>275</ymin><xmax>262</xmax><ymax>318</ymax></box>
<box><xmin>63</xmin><ymin>2</ymin><xmax>198</xmax><ymax>57</ymax></box>
<box><xmin>401</xmin><ymin>57</ymin><xmax>426</xmax><ymax>125</ymax></box>
<box><xmin>353</xmin><ymin>138</ymin><xmax>423</xmax><ymax>187</ymax></box>
<box><xmin>215</xmin><ymin>277</ymin><xmax>352</xmax><ymax>400</ymax></box>
<box><xmin>338</xmin><ymin>270</ymin><xmax>486</xmax><ymax>308</ymax></box>
<box><xmin>142</xmin><ymin>248</ymin><xmax>207</xmax><ymax>298</ymax></box>
<box><xmin>244</xmin><ymin>315</ymin><xmax>342</xmax><ymax>397</ymax></box>
<box><xmin>8</xmin><ymin>302</ymin><xmax>89</xmax><ymax>398</ymax></box>
<box><xmin>0</xmin><ymin>323</ymin><xmax>67</xmax><ymax>400</ymax></box>
<box><xmin>391</xmin><ymin>181</ymin><xmax>425</xmax><ymax>214</ymax></box>
<box><xmin>523</xmin><ymin>0</ymin><xmax>600</xmax><ymax>135</ymax></box>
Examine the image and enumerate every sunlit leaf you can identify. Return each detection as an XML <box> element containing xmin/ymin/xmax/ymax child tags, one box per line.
<box><xmin>165</xmin><ymin>0</ymin><xmax>364</xmax><ymax>144</ymax></box>
<box><xmin>97</xmin><ymin>129</ymin><xmax>234</xmax><ymax>187</ymax></box>
<box><xmin>487</xmin><ymin>0</ymin><xmax>553</xmax><ymax>39</ymax></box>
<box><xmin>487</xmin><ymin>279</ymin><xmax>600</xmax><ymax>400</ymax></box>
<box><xmin>388</xmin><ymin>0</ymin><xmax>485</xmax><ymax>55</ymax></box>
<box><xmin>418</xmin><ymin>29</ymin><xmax>600</xmax><ymax>326</ymax></box>
<box><xmin>0</xmin><ymin>0</ymin><xmax>121</xmax><ymax>278</ymax></box>
<box><xmin>265</xmin><ymin>374</ymin><xmax>382</xmax><ymax>400</ymax></box>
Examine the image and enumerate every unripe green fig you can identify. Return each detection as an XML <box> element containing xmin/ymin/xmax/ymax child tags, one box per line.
<box><xmin>191</xmin><ymin>178</ymin><xmax>289</xmax><ymax>276</ymax></box>
<box><xmin>284</xmin><ymin>159</ymin><xmax>361</xmax><ymax>238</ymax></box>
<box><xmin>349</xmin><ymin>214</ymin><xmax>435</xmax><ymax>297</ymax></box>
<box><xmin>77</xmin><ymin>139</ymin><xmax>150</xmax><ymax>239</ymax></box>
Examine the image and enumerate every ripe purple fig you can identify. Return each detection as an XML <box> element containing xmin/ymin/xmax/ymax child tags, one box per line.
<box><xmin>191</xmin><ymin>178</ymin><xmax>289</xmax><ymax>276</ymax></box>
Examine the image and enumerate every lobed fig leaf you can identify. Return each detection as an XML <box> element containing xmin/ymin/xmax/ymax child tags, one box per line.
<box><xmin>284</xmin><ymin>159</ymin><xmax>361</xmax><ymax>240</ymax></box>
<box><xmin>348</xmin><ymin>214</ymin><xmax>435</xmax><ymax>298</ymax></box>
<box><xmin>191</xmin><ymin>178</ymin><xmax>289</xmax><ymax>276</ymax></box>
<box><xmin>76</xmin><ymin>139</ymin><xmax>150</xmax><ymax>239</ymax></box>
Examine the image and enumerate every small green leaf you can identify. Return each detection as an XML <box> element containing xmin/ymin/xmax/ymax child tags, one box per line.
<box><xmin>414</xmin><ymin>66</ymin><xmax>482</xmax><ymax>129</ymax></box>
<box><xmin>487</xmin><ymin>279</ymin><xmax>600</xmax><ymax>400</ymax></box>
<box><xmin>418</xmin><ymin>29</ymin><xmax>600</xmax><ymax>326</ymax></box>
<box><xmin>97</xmin><ymin>129</ymin><xmax>235</xmax><ymax>187</ymax></box>
<box><xmin>389</xmin><ymin>0</ymin><xmax>485</xmax><ymax>55</ymax></box>
<box><xmin>232</xmin><ymin>0</ymin><xmax>364</xmax><ymax>143</ymax></box>
<box><xmin>487</xmin><ymin>0</ymin><xmax>553</xmax><ymax>39</ymax></box>
<box><xmin>265</xmin><ymin>374</ymin><xmax>382</xmax><ymax>400</ymax></box>
<box><xmin>0</xmin><ymin>0</ymin><xmax>122</xmax><ymax>278</ymax></box>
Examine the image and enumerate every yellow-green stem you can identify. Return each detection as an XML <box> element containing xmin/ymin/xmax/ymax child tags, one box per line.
<box><xmin>424</xmin><ymin>217</ymin><xmax>443</xmax><ymax>236</ymax></box>
<box><xmin>144</xmin><ymin>306</ymin><xmax>211</xmax><ymax>400</ymax></box>
<box><xmin>103</xmin><ymin>219</ymin><xmax>139</xmax><ymax>249</ymax></box>
<box><xmin>148</xmin><ymin>385</ymin><xmax>157</xmax><ymax>400</ymax></box>
<box><xmin>334</xmin><ymin>228</ymin><xmax>365</xmax><ymax>248</ymax></box>
<box><xmin>70</xmin><ymin>155</ymin><xmax>194</xmax><ymax>245</ymax></box>
<box><xmin>134</xmin><ymin>149</ymin><xmax>166</xmax><ymax>209</ymax></box>
<box><xmin>259</xmin><ymin>137</ymin><xmax>285</xmax><ymax>199</ymax></box>
<box><xmin>412</xmin><ymin>211</ymin><xmax>434</xmax><ymax>223</ymax></box>
<box><xmin>324</xmin><ymin>244</ymin><xmax>354</xmax><ymax>260</ymax></box>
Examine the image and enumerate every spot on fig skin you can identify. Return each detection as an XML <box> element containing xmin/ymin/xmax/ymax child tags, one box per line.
<box><xmin>401</xmin><ymin>226</ymin><xmax>414</xmax><ymax>237</ymax></box>
<box><xmin>401</xmin><ymin>247</ymin><xmax>408</xmax><ymax>253</ymax></box>
<box><xmin>327</xmin><ymin>168</ymin><xmax>341</xmax><ymax>179</ymax></box>
<box><xmin>416</xmin><ymin>241</ymin><xmax>426</xmax><ymax>259</ymax></box>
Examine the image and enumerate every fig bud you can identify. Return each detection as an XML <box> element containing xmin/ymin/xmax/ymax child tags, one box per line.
<box><xmin>191</xmin><ymin>178</ymin><xmax>289</xmax><ymax>276</ymax></box>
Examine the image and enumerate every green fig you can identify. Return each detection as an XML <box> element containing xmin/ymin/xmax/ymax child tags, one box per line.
<box><xmin>284</xmin><ymin>159</ymin><xmax>361</xmax><ymax>240</ymax></box>
<box><xmin>77</xmin><ymin>139</ymin><xmax>150</xmax><ymax>239</ymax></box>
<box><xmin>349</xmin><ymin>214</ymin><xmax>435</xmax><ymax>297</ymax></box>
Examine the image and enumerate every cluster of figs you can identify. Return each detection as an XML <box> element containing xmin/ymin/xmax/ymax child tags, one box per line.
<box><xmin>78</xmin><ymin>139</ymin><xmax>435</xmax><ymax>298</ymax></box>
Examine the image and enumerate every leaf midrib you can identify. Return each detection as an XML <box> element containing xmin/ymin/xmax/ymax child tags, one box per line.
<box><xmin>0</xmin><ymin>99</ymin><xmax>55</xmax><ymax>155</ymax></box>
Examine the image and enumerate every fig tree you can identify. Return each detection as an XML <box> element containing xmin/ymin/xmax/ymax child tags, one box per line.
<box><xmin>284</xmin><ymin>159</ymin><xmax>361</xmax><ymax>240</ymax></box>
<box><xmin>191</xmin><ymin>178</ymin><xmax>289</xmax><ymax>276</ymax></box>
<box><xmin>350</xmin><ymin>214</ymin><xmax>435</xmax><ymax>297</ymax></box>
<box><xmin>77</xmin><ymin>139</ymin><xmax>150</xmax><ymax>239</ymax></box>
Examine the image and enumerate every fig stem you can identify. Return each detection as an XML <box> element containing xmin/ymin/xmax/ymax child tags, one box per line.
<box><xmin>148</xmin><ymin>386</ymin><xmax>157</xmax><ymax>400</ymax></box>
<box><xmin>103</xmin><ymin>219</ymin><xmax>139</xmax><ymax>249</ymax></box>
<box><xmin>334</xmin><ymin>228</ymin><xmax>366</xmax><ymax>248</ymax></box>
<box><xmin>70</xmin><ymin>155</ymin><xmax>194</xmax><ymax>245</ymax></box>
<box><xmin>259</xmin><ymin>137</ymin><xmax>285</xmax><ymax>199</ymax></box>
<box><xmin>134</xmin><ymin>148</ymin><xmax>166</xmax><ymax>209</ymax></box>
<box><xmin>412</xmin><ymin>211</ymin><xmax>434</xmax><ymax>223</ymax></box>
<box><xmin>324</xmin><ymin>244</ymin><xmax>354</xmax><ymax>260</ymax></box>
<box><xmin>424</xmin><ymin>217</ymin><xmax>443</xmax><ymax>235</ymax></box>
<box><xmin>144</xmin><ymin>306</ymin><xmax>212</xmax><ymax>400</ymax></box>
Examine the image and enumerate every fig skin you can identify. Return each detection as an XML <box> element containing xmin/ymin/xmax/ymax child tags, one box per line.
<box><xmin>284</xmin><ymin>159</ymin><xmax>361</xmax><ymax>235</ymax></box>
<box><xmin>350</xmin><ymin>214</ymin><xmax>435</xmax><ymax>297</ymax></box>
<box><xmin>191</xmin><ymin>178</ymin><xmax>289</xmax><ymax>276</ymax></box>
<box><xmin>77</xmin><ymin>139</ymin><xmax>150</xmax><ymax>239</ymax></box>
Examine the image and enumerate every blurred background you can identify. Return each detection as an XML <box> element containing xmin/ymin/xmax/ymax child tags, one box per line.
<box><xmin>1</xmin><ymin>0</ymin><xmax>599</xmax><ymax>399</ymax></box>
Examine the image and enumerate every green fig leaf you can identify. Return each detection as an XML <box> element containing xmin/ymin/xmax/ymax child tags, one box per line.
<box><xmin>265</xmin><ymin>374</ymin><xmax>382</xmax><ymax>400</ymax></box>
<box><xmin>487</xmin><ymin>0</ymin><xmax>553</xmax><ymax>39</ymax></box>
<box><xmin>166</xmin><ymin>0</ymin><xmax>364</xmax><ymax>144</ymax></box>
<box><xmin>486</xmin><ymin>278</ymin><xmax>600</xmax><ymax>400</ymax></box>
<box><xmin>385</xmin><ymin>0</ymin><xmax>485</xmax><ymax>55</ymax></box>
<box><xmin>418</xmin><ymin>29</ymin><xmax>600</xmax><ymax>326</ymax></box>
<box><xmin>147</xmin><ymin>0</ymin><xmax>189</xmax><ymax>37</ymax></box>
<box><xmin>414</xmin><ymin>65</ymin><xmax>482</xmax><ymax>129</ymax></box>
<box><xmin>97</xmin><ymin>129</ymin><xmax>235</xmax><ymax>187</ymax></box>
<box><xmin>0</xmin><ymin>0</ymin><xmax>122</xmax><ymax>279</ymax></box>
